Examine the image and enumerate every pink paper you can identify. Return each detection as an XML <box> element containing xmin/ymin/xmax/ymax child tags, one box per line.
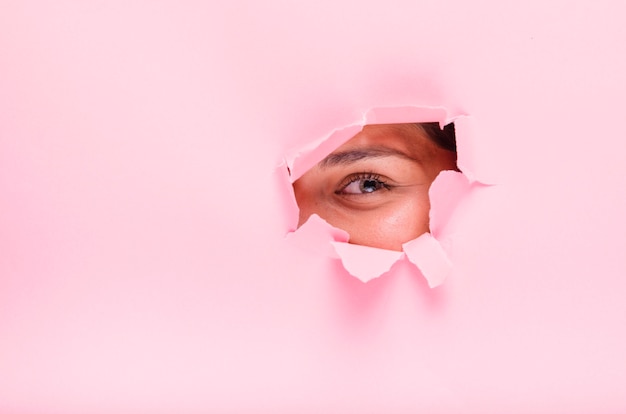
<box><xmin>283</xmin><ymin>105</ymin><xmax>472</xmax><ymax>285</ymax></box>
<box><xmin>402</xmin><ymin>233</ymin><xmax>452</xmax><ymax>288</ymax></box>
<box><xmin>2</xmin><ymin>1</ymin><xmax>626</xmax><ymax>412</ymax></box>
<box><xmin>331</xmin><ymin>241</ymin><xmax>404</xmax><ymax>282</ymax></box>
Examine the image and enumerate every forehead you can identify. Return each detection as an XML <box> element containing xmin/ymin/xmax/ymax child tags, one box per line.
<box><xmin>329</xmin><ymin>123</ymin><xmax>435</xmax><ymax>158</ymax></box>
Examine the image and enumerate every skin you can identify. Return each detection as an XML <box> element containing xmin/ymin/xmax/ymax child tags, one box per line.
<box><xmin>293</xmin><ymin>123</ymin><xmax>457</xmax><ymax>251</ymax></box>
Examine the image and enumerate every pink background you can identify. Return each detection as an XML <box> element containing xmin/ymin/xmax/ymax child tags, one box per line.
<box><xmin>2</xmin><ymin>1</ymin><xmax>625</xmax><ymax>412</ymax></box>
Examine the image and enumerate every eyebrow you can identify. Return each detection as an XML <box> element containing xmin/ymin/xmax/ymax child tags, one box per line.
<box><xmin>318</xmin><ymin>146</ymin><xmax>419</xmax><ymax>168</ymax></box>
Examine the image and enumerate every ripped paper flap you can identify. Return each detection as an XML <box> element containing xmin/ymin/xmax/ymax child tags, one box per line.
<box><xmin>429</xmin><ymin>170</ymin><xmax>472</xmax><ymax>239</ymax></box>
<box><xmin>285</xmin><ymin>214</ymin><xmax>349</xmax><ymax>259</ymax></box>
<box><xmin>403</xmin><ymin>233</ymin><xmax>452</xmax><ymax>288</ymax></box>
<box><xmin>365</xmin><ymin>105</ymin><xmax>456</xmax><ymax>126</ymax></box>
<box><xmin>285</xmin><ymin>125</ymin><xmax>363</xmax><ymax>182</ymax></box>
<box><xmin>331</xmin><ymin>241</ymin><xmax>404</xmax><ymax>283</ymax></box>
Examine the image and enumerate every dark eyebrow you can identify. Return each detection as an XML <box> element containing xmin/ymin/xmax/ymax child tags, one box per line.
<box><xmin>318</xmin><ymin>146</ymin><xmax>418</xmax><ymax>168</ymax></box>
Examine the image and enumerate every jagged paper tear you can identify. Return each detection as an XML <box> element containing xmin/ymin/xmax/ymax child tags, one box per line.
<box><xmin>285</xmin><ymin>105</ymin><xmax>462</xmax><ymax>183</ymax></box>
<box><xmin>284</xmin><ymin>214</ymin><xmax>349</xmax><ymax>259</ymax></box>
<box><xmin>331</xmin><ymin>241</ymin><xmax>404</xmax><ymax>283</ymax></box>
<box><xmin>403</xmin><ymin>233</ymin><xmax>452</xmax><ymax>288</ymax></box>
<box><xmin>428</xmin><ymin>170</ymin><xmax>473</xmax><ymax>239</ymax></box>
<box><xmin>280</xmin><ymin>105</ymin><xmax>486</xmax><ymax>287</ymax></box>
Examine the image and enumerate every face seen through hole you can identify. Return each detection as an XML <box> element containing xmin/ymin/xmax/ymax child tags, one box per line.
<box><xmin>293</xmin><ymin>123</ymin><xmax>457</xmax><ymax>251</ymax></box>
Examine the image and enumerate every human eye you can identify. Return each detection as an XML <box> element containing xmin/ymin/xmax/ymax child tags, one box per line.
<box><xmin>336</xmin><ymin>173</ymin><xmax>392</xmax><ymax>195</ymax></box>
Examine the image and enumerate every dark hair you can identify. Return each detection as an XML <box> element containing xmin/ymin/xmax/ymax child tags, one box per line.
<box><xmin>420</xmin><ymin>122</ymin><xmax>456</xmax><ymax>152</ymax></box>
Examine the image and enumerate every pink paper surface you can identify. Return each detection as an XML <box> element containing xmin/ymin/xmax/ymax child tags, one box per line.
<box><xmin>403</xmin><ymin>233</ymin><xmax>452</xmax><ymax>288</ymax></box>
<box><xmin>283</xmin><ymin>104</ymin><xmax>466</xmax><ymax>285</ymax></box>
<box><xmin>2</xmin><ymin>1</ymin><xmax>626</xmax><ymax>412</ymax></box>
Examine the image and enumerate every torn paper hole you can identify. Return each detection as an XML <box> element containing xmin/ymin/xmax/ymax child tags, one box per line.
<box><xmin>280</xmin><ymin>106</ymin><xmax>483</xmax><ymax>286</ymax></box>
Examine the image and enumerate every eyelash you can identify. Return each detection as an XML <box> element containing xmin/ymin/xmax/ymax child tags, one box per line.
<box><xmin>336</xmin><ymin>172</ymin><xmax>392</xmax><ymax>194</ymax></box>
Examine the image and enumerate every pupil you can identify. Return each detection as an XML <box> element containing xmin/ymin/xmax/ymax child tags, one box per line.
<box><xmin>360</xmin><ymin>179</ymin><xmax>378</xmax><ymax>193</ymax></box>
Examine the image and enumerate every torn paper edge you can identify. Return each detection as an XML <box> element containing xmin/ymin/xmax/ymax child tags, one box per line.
<box><xmin>403</xmin><ymin>233</ymin><xmax>452</xmax><ymax>288</ymax></box>
<box><xmin>331</xmin><ymin>241</ymin><xmax>404</xmax><ymax>283</ymax></box>
<box><xmin>284</xmin><ymin>105</ymin><xmax>464</xmax><ymax>183</ymax></box>
<box><xmin>285</xmin><ymin>214</ymin><xmax>349</xmax><ymax>259</ymax></box>
<box><xmin>278</xmin><ymin>105</ymin><xmax>488</xmax><ymax>286</ymax></box>
<box><xmin>428</xmin><ymin>170</ymin><xmax>473</xmax><ymax>239</ymax></box>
